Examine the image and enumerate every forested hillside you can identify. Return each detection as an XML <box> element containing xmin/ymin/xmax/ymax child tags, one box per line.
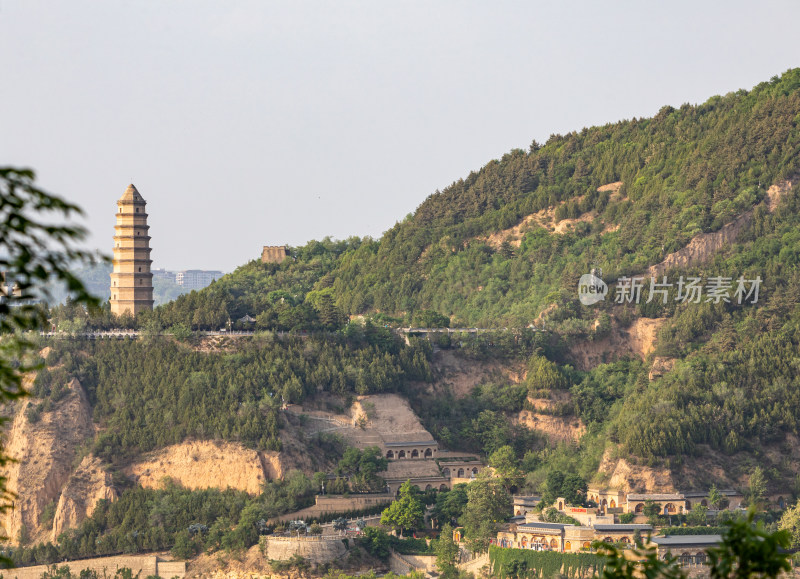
<box><xmin>138</xmin><ymin>68</ymin><xmax>800</xmax><ymax>331</ymax></box>
<box><xmin>15</xmin><ymin>68</ymin><xmax>800</xmax><ymax>566</ymax></box>
<box><xmin>36</xmin><ymin>332</ymin><xmax>431</xmax><ymax>462</ymax></box>
<box><xmin>46</xmin><ymin>68</ymin><xmax>800</xmax><ymax>477</ymax></box>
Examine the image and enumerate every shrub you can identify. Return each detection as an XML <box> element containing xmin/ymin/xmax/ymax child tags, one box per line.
<box><xmin>359</xmin><ymin>527</ymin><xmax>390</xmax><ymax>559</ymax></box>
<box><xmin>489</xmin><ymin>546</ymin><xmax>605</xmax><ymax>579</ymax></box>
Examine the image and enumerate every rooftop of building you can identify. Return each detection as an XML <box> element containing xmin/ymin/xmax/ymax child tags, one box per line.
<box><xmin>379</xmin><ymin>460</ymin><xmax>442</xmax><ymax>480</ymax></box>
<box><xmin>513</xmin><ymin>495</ymin><xmax>541</xmax><ymax>504</ymax></box>
<box><xmin>384</xmin><ymin>439</ymin><xmax>437</xmax><ymax>447</ymax></box>
<box><xmin>177</xmin><ymin>269</ymin><xmax>224</xmax><ymax>275</ymax></box>
<box><xmin>651</xmin><ymin>535</ymin><xmax>722</xmax><ymax>546</ymax></box>
<box><xmin>517</xmin><ymin>522</ymin><xmax>570</xmax><ymax>531</ymax></box>
<box><xmin>683</xmin><ymin>490</ymin><xmax>742</xmax><ymax>498</ymax></box>
<box><xmin>119</xmin><ymin>184</ymin><xmax>146</xmax><ymax>204</ymax></box>
<box><xmin>627</xmin><ymin>493</ymin><xmax>685</xmax><ymax>501</ymax></box>
<box><xmin>564</xmin><ymin>526</ymin><xmax>595</xmax><ymax>533</ymax></box>
<box><xmin>593</xmin><ymin>524</ymin><xmax>653</xmax><ymax>532</ymax></box>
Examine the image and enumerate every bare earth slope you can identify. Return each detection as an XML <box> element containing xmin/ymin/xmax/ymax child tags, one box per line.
<box><xmin>52</xmin><ymin>455</ymin><xmax>117</xmax><ymax>541</ymax></box>
<box><xmin>647</xmin><ymin>176</ymin><xmax>795</xmax><ymax>277</ymax></box>
<box><xmin>568</xmin><ymin>317</ymin><xmax>666</xmax><ymax>371</ymax></box>
<box><xmin>2</xmin><ymin>378</ymin><xmax>94</xmax><ymax>544</ymax></box>
<box><xmin>481</xmin><ymin>182</ymin><xmax>625</xmax><ymax>249</ymax></box>
<box><xmin>515</xmin><ymin>394</ymin><xmax>586</xmax><ymax>445</ymax></box>
<box><xmin>429</xmin><ymin>349</ymin><xmax>524</xmax><ymax>397</ymax></box>
<box><xmin>290</xmin><ymin>393</ymin><xmax>437</xmax><ymax>450</ymax></box>
<box><xmin>598</xmin><ymin>449</ymin><xmax>676</xmax><ymax>493</ymax></box>
<box><xmin>124</xmin><ymin>440</ymin><xmax>276</xmax><ymax>495</ymax></box>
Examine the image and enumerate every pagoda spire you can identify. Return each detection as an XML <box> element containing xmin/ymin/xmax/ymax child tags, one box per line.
<box><xmin>110</xmin><ymin>184</ymin><xmax>154</xmax><ymax>316</ymax></box>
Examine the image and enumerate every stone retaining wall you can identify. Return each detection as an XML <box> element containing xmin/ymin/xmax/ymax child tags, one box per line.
<box><xmin>260</xmin><ymin>535</ymin><xmax>348</xmax><ymax>564</ymax></box>
<box><xmin>157</xmin><ymin>561</ymin><xmax>187</xmax><ymax>578</ymax></box>
<box><xmin>6</xmin><ymin>555</ymin><xmax>186</xmax><ymax>579</ymax></box>
<box><xmin>314</xmin><ymin>494</ymin><xmax>392</xmax><ymax>513</ymax></box>
<box><xmin>273</xmin><ymin>494</ymin><xmax>392</xmax><ymax>522</ymax></box>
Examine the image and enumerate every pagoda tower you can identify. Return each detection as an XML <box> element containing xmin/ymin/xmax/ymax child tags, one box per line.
<box><xmin>110</xmin><ymin>184</ymin><xmax>154</xmax><ymax>316</ymax></box>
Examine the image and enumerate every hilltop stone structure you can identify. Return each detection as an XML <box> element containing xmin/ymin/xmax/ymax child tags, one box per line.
<box><xmin>261</xmin><ymin>245</ymin><xmax>290</xmax><ymax>264</ymax></box>
<box><xmin>110</xmin><ymin>184</ymin><xmax>154</xmax><ymax>316</ymax></box>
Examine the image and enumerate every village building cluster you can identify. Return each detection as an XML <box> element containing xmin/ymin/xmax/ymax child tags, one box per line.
<box><xmin>488</xmin><ymin>487</ymin><xmax>763</xmax><ymax>565</ymax></box>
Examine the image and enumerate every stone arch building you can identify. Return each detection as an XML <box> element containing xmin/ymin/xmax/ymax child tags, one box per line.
<box><xmin>384</xmin><ymin>441</ymin><xmax>438</xmax><ymax>460</ymax></box>
<box><xmin>651</xmin><ymin>535</ymin><xmax>721</xmax><ymax>566</ymax></box>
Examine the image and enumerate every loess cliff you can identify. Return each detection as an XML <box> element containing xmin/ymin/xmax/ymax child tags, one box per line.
<box><xmin>2</xmin><ymin>378</ymin><xmax>94</xmax><ymax>544</ymax></box>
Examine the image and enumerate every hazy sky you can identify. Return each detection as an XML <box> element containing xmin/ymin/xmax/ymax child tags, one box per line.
<box><xmin>3</xmin><ymin>1</ymin><xmax>799</xmax><ymax>271</ymax></box>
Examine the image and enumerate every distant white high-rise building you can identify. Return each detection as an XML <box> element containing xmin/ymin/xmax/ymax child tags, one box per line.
<box><xmin>175</xmin><ymin>270</ymin><xmax>224</xmax><ymax>290</ymax></box>
<box><xmin>152</xmin><ymin>268</ymin><xmax>177</xmax><ymax>283</ymax></box>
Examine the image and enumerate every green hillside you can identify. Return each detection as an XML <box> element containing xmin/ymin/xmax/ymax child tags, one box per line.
<box><xmin>51</xmin><ymin>68</ymin><xmax>800</xmax><ymax>476</ymax></box>
<box><xmin>147</xmin><ymin>68</ymin><xmax>800</xmax><ymax>330</ymax></box>
<box><xmin>18</xmin><ymin>67</ymin><xmax>800</xmax><ymax>569</ymax></box>
<box><xmin>37</xmin><ymin>331</ymin><xmax>431</xmax><ymax>463</ymax></box>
